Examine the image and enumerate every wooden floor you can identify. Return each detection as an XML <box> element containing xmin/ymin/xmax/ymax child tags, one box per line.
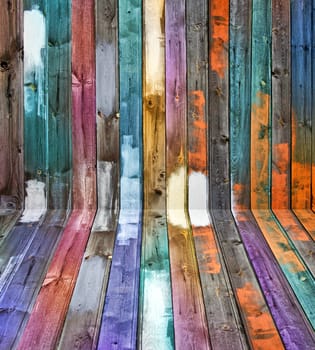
<box><xmin>1</xmin><ymin>0</ymin><xmax>315</xmax><ymax>349</ymax></box>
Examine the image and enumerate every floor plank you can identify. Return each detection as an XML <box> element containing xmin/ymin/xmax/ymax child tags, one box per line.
<box><xmin>233</xmin><ymin>209</ymin><xmax>315</xmax><ymax>349</ymax></box>
<box><xmin>211</xmin><ymin>210</ymin><xmax>285</xmax><ymax>349</ymax></box>
<box><xmin>0</xmin><ymin>210</ymin><xmax>68</xmax><ymax>350</ymax></box>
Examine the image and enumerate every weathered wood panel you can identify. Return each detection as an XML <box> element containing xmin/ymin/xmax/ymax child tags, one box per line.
<box><xmin>23</xmin><ymin>1</ymin><xmax>47</xmax><ymax>219</ymax></box>
<box><xmin>16</xmin><ymin>0</ymin><xmax>97</xmax><ymax>348</ymax></box>
<box><xmin>291</xmin><ymin>0</ymin><xmax>312</xmax><ymax>210</ymax></box>
<box><xmin>250</xmin><ymin>0</ymin><xmax>315</xmax><ymax>331</ymax></box>
<box><xmin>271</xmin><ymin>0</ymin><xmax>315</xmax><ymax>281</ymax></box>
<box><xmin>290</xmin><ymin>0</ymin><xmax>315</xmax><ymax>240</ymax></box>
<box><xmin>187</xmin><ymin>1</ymin><xmax>247</xmax><ymax>348</ymax></box>
<box><xmin>250</xmin><ymin>0</ymin><xmax>271</xmax><ymax>210</ymax></box>
<box><xmin>228</xmin><ymin>0</ymin><xmax>289</xmax><ymax>347</ymax></box>
<box><xmin>0</xmin><ymin>0</ymin><xmax>23</xmax><ymax>244</ymax></box>
<box><xmin>0</xmin><ymin>210</ymin><xmax>68</xmax><ymax>350</ymax></box>
<box><xmin>230</xmin><ymin>0</ymin><xmax>251</xmax><ymax>211</ymax></box>
<box><xmin>97</xmin><ymin>0</ymin><xmax>143</xmax><ymax>348</ymax></box>
<box><xmin>209</xmin><ymin>0</ymin><xmax>230</xmax><ymax>210</ymax></box>
<box><xmin>211</xmin><ymin>210</ymin><xmax>284</xmax><ymax>349</ymax></box>
<box><xmin>0</xmin><ymin>0</ymin><xmax>23</xmax><ymax>207</ymax></box>
<box><xmin>234</xmin><ymin>210</ymin><xmax>315</xmax><ymax>349</ymax></box>
<box><xmin>46</xmin><ymin>0</ymin><xmax>71</xmax><ymax>209</ymax></box>
<box><xmin>166</xmin><ymin>1</ymin><xmax>210</xmax><ymax>348</ymax></box>
<box><xmin>58</xmin><ymin>0</ymin><xmax>119</xmax><ymax>347</ymax></box>
<box><xmin>271</xmin><ymin>0</ymin><xmax>290</xmax><ymax>210</ymax></box>
<box><xmin>139</xmin><ymin>1</ymin><xmax>174</xmax><ymax>349</ymax></box>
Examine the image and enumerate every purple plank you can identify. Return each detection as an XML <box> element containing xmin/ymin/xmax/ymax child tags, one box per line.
<box><xmin>233</xmin><ymin>209</ymin><xmax>315</xmax><ymax>349</ymax></box>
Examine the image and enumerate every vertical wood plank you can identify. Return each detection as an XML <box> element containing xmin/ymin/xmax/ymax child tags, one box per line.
<box><xmin>209</xmin><ymin>0</ymin><xmax>230</xmax><ymax>210</ymax></box>
<box><xmin>165</xmin><ymin>1</ymin><xmax>211</xmax><ymax>348</ymax></box>
<box><xmin>97</xmin><ymin>0</ymin><xmax>143</xmax><ymax>348</ymax></box>
<box><xmin>250</xmin><ymin>0</ymin><xmax>271</xmax><ymax>210</ymax></box>
<box><xmin>23</xmin><ymin>1</ymin><xmax>47</xmax><ymax>222</ymax></box>
<box><xmin>139</xmin><ymin>0</ymin><xmax>175</xmax><ymax>348</ymax></box>
<box><xmin>16</xmin><ymin>0</ymin><xmax>97</xmax><ymax>348</ymax></box>
<box><xmin>230</xmin><ymin>0</ymin><xmax>251</xmax><ymax>210</ymax></box>
<box><xmin>47</xmin><ymin>0</ymin><xmax>72</xmax><ymax>209</ymax></box>
<box><xmin>0</xmin><ymin>0</ymin><xmax>23</xmax><ymax>238</ymax></box>
<box><xmin>58</xmin><ymin>0</ymin><xmax>119</xmax><ymax>347</ymax></box>
<box><xmin>290</xmin><ymin>0</ymin><xmax>315</xmax><ymax>239</ymax></box>
<box><xmin>187</xmin><ymin>0</ymin><xmax>247</xmax><ymax>348</ymax></box>
<box><xmin>291</xmin><ymin>0</ymin><xmax>312</xmax><ymax>210</ymax></box>
<box><xmin>0</xmin><ymin>0</ymin><xmax>23</xmax><ymax>204</ymax></box>
<box><xmin>271</xmin><ymin>0</ymin><xmax>290</xmax><ymax>210</ymax></box>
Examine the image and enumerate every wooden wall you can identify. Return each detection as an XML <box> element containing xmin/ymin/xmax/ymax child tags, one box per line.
<box><xmin>0</xmin><ymin>1</ymin><xmax>315</xmax><ymax>349</ymax></box>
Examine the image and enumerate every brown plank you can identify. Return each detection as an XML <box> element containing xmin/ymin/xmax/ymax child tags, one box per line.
<box><xmin>165</xmin><ymin>0</ymin><xmax>211</xmax><ymax>348</ymax></box>
<box><xmin>187</xmin><ymin>0</ymin><xmax>247</xmax><ymax>348</ymax></box>
<box><xmin>0</xmin><ymin>0</ymin><xmax>23</xmax><ymax>242</ymax></box>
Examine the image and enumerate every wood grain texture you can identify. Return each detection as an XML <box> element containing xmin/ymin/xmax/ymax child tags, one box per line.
<box><xmin>209</xmin><ymin>0</ymin><xmax>230</xmax><ymax>210</ymax></box>
<box><xmin>271</xmin><ymin>0</ymin><xmax>290</xmax><ymax>210</ymax></box>
<box><xmin>139</xmin><ymin>1</ymin><xmax>174</xmax><ymax>349</ymax></box>
<box><xmin>187</xmin><ymin>1</ymin><xmax>247</xmax><ymax>348</ymax></box>
<box><xmin>0</xmin><ymin>0</ymin><xmax>23</xmax><ymax>207</ymax></box>
<box><xmin>23</xmin><ymin>1</ymin><xmax>47</xmax><ymax>195</ymax></box>
<box><xmin>0</xmin><ymin>210</ymin><xmax>68</xmax><ymax>350</ymax></box>
<box><xmin>166</xmin><ymin>1</ymin><xmax>210</xmax><ymax>348</ymax></box>
<box><xmin>250</xmin><ymin>0</ymin><xmax>271</xmax><ymax>210</ymax></box>
<box><xmin>291</xmin><ymin>0</ymin><xmax>312</xmax><ymax>210</ymax></box>
<box><xmin>0</xmin><ymin>2</ymin><xmax>72</xmax><ymax>347</ymax></box>
<box><xmin>271</xmin><ymin>0</ymin><xmax>315</xmax><ymax>287</ymax></box>
<box><xmin>250</xmin><ymin>0</ymin><xmax>315</xmax><ymax>332</ymax></box>
<box><xmin>211</xmin><ymin>210</ymin><xmax>284</xmax><ymax>349</ymax></box>
<box><xmin>290</xmin><ymin>0</ymin><xmax>315</xmax><ymax>240</ymax></box>
<box><xmin>97</xmin><ymin>0</ymin><xmax>143</xmax><ymax>348</ymax></box>
<box><xmin>273</xmin><ymin>209</ymin><xmax>315</xmax><ymax>278</ymax></box>
<box><xmin>223</xmin><ymin>1</ymin><xmax>283</xmax><ymax>348</ymax></box>
<box><xmin>233</xmin><ymin>209</ymin><xmax>315</xmax><ymax>349</ymax></box>
<box><xmin>59</xmin><ymin>1</ymin><xmax>119</xmax><ymax>347</ymax></box>
<box><xmin>16</xmin><ymin>210</ymin><xmax>95</xmax><ymax>349</ymax></box>
<box><xmin>16</xmin><ymin>1</ymin><xmax>97</xmax><ymax>348</ymax></box>
<box><xmin>230</xmin><ymin>0</ymin><xmax>251</xmax><ymax>210</ymax></box>
<box><xmin>252</xmin><ymin>210</ymin><xmax>315</xmax><ymax>329</ymax></box>
<box><xmin>46</xmin><ymin>0</ymin><xmax>71</xmax><ymax>209</ymax></box>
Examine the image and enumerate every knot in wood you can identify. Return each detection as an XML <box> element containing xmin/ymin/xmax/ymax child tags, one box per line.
<box><xmin>0</xmin><ymin>61</ymin><xmax>9</xmax><ymax>72</ymax></box>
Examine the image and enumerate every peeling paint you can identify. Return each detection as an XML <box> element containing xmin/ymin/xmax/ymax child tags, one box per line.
<box><xmin>167</xmin><ymin>166</ymin><xmax>188</xmax><ymax>228</ymax></box>
<box><xmin>189</xmin><ymin>172</ymin><xmax>209</xmax><ymax>227</ymax></box>
<box><xmin>20</xmin><ymin>180</ymin><xmax>46</xmax><ymax>223</ymax></box>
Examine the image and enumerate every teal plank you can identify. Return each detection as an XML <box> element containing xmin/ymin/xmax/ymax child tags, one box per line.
<box><xmin>46</xmin><ymin>0</ymin><xmax>71</xmax><ymax>209</ymax></box>
<box><xmin>230</xmin><ymin>0</ymin><xmax>251</xmax><ymax>209</ymax></box>
<box><xmin>24</xmin><ymin>1</ymin><xmax>47</xmax><ymax>191</ymax></box>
